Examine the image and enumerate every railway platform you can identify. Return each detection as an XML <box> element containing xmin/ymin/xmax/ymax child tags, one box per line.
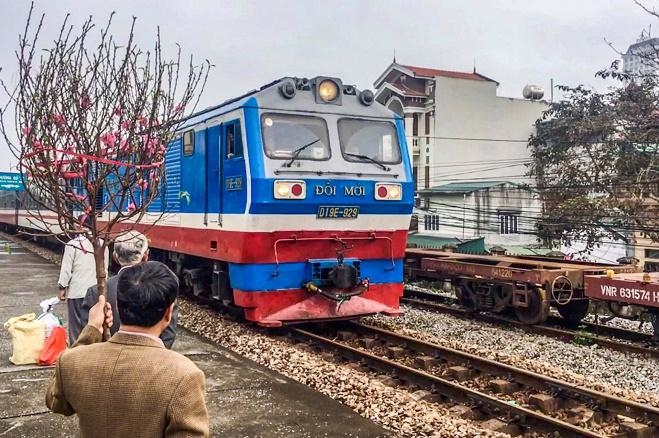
<box><xmin>0</xmin><ymin>237</ymin><xmax>392</xmax><ymax>438</ymax></box>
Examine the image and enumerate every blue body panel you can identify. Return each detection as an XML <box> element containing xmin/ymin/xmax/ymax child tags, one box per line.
<box><xmin>180</xmin><ymin>130</ymin><xmax>206</xmax><ymax>213</ymax></box>
<box><xmin>249</xmin><ymin>177</ymin><xmax>414</xmax><ymax>215</ymax></box>
<box><xmin>228</xmin><ymin>258</ymin><xmax>403</xmax><ymax>291</ymax></box>
<box><xmin>206</xmin><ymin>125</ymin><xmax>221</xmax><ymax>215</ymax></box>
<box><xmin>155</xmin><ymin>97</ymin><xmax>413</xmax><ymax>217</ymax></box>
<box><xmin>244</xmin><ymin>97</ymin><xmax>266</xmax><ymax>179</ymax></box>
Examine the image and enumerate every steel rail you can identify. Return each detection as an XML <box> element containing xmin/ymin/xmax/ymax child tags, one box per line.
<box><xmin>403</xmin><ymin>289</ymin><xmax>659</xmax><ymax>359</ymax></box>
<box><xmin>291</xmin><ymin>327</ymin><xmax>607</xmax><ymax>438</ymax></box>
<box><xmin>349</xmin><ymin>321</ymin><xmax>659</xmax><ymax>427</ymax></box>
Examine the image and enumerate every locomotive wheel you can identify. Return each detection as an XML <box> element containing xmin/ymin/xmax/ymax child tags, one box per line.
<box><xmin>556</xmin><ymin>299</ymin><xmax>590</xmax><ymax>323</ymax></box>
<box><xmin>514</xmin><ymin>288</ymin><xmax>549</xmax><ymax>325</ymax></box>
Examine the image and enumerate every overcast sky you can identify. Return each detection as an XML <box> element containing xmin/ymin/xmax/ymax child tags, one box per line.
<box><xmin>0</xmin><ymin>0</ymin><xmax>654</xmax><ymax>171</ymax></box>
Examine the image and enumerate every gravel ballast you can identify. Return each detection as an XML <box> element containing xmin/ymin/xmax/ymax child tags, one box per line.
<box><xmin>179</xmin><ymin>301</ymin><xmax>510</xmax><ymax>438</ymax></box>
<box><xmin>365</xmin><ymin>305</ymin><xmax>659</xmax><ymax>408</ymax></box>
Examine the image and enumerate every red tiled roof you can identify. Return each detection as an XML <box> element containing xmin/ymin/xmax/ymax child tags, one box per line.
<box><xmin>402</xmin><ymin>64</ymin><xmax>497</xmax><ymax>83</ymax></box>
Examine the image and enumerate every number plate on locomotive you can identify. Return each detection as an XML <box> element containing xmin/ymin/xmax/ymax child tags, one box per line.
<box><xmin>317</xmin><ymin>206</ymin><xmax>359</xmax><ymax>219</ymax></box>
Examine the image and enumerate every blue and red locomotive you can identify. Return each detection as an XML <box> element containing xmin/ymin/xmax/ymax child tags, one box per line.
<box><xmin>138</xmin><ymin>76</ymin><xmax>414</xmax><ymax>326</ymax></box>
<box><xmin>0</xmin><ymin>76</ymin><xmax>414</xmax><ymax>326</ymax></box>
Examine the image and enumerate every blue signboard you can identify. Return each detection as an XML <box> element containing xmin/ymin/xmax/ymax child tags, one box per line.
<box><xmin>0</xmin><ymin>172</ymin><xmax>25</xmax><ymax>191</ymax></box>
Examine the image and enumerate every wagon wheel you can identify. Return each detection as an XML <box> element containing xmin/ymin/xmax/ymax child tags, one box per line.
<box><xmin>556</xmin><ymin>299</ymin><xmax>590</xmax><ymax>323</ymax></box>
<box><xmin>455</xmin><ymin>285</ymin><xmax>477</xmax><ymax>313</ymax></box>
<box><xmin>551</xmin><ymin>276</ymin><xmax>573</xmax><ymax>305</ymax></box>
<box><xmin>514</xmin><ymin>287</ymin><xmax>549</xmax><ymax>324</ymax></box>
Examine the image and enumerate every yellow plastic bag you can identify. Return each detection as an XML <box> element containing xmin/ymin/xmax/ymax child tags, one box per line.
<box><xmin>4</xmin><ymin>313</ymin><xmax>46</xmax><ymax>365</ymax></box>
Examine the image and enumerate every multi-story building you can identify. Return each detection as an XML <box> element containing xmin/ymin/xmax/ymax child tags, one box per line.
<box><xmin>373</xmin><ymin>61</ymin><xmax>546</xmax><ymax>250</ymax></box>
<box><xmin>622</xmin><ymin>35</ymin><xmax>659</xmax><ymax>77</ymax></box>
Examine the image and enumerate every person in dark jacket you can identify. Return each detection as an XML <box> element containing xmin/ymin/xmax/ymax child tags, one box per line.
<box><xmin>81</xmin><ymin>230</ymin><xmax>178</xmax><ymax>348</ymax></box>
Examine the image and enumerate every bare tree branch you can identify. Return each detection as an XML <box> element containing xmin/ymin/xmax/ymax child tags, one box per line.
<box><xmin>0</xmin><ymin>3</ymin><xmax>211</xmax><ymax>299</ymax></box>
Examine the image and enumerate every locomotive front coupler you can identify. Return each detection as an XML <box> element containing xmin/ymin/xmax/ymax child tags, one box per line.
<box><xmin>304</xmin><ymin>279</ymin><xmax>369</xmax><ymax>302</ymax></box>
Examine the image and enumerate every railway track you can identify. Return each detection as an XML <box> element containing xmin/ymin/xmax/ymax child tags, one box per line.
<box><xmin>403</xmin><ymin>288</ymin><xmax>659</xmax><ymax>359</ymax></box>
<box><xmin>291</xmin><ymin>321</ymin><xmax>658</xmax><ymax>437</ymax></box>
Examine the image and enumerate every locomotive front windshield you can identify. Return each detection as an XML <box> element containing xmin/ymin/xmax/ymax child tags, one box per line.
<box><xmin>262</xmin><ymin>113</ymin><xmax>330</xmax><ymax>160</ymax></box>
<box><xmin>338</xmin><ymin>118</ymin><xmax>401</xmax><ymax>164</ymax></box>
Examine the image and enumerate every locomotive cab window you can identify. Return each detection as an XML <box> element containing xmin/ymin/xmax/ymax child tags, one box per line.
<box><xmin>262</xmin><ymin>113</ymin><xmax>330</xmax><ymax>161</ymax></box>
<box><xmin>183</xmin><ymin>130</ymin><xmax>195</xmax><ymax>156</ymax></box>
<box><xmin>225</xmin><ymin>120</ymin><xmax>243</xmax><ymax>158</ymax></box>
<box><xmin>338</xmin><ymin>118</ymin><xmax>401</xmax><ymax>164</ymax></box>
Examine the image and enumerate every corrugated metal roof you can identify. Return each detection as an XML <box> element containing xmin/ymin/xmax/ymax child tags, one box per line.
<box><xmin>499</xmin><ymin>245</ymin><xmax>554</xmax><ymax>256</ymax></box>
<box><xmin>419</xmin><ymin>181</ymin><xmax>513</xmax><ymax>194</ymax></box>
<box><xmin>406</xmin><ymin>233</ymin><xmax>485</xmax><ymax>253</ymax></box>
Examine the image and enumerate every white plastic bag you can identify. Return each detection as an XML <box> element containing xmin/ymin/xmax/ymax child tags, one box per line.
<box><xmin>37</xmin><ymin>297</ymin><xmax>63</xmax><ymax>339</ymax></box>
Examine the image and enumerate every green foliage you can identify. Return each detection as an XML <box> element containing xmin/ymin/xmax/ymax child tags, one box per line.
<box><xmin>572</xmin><ymin>325</ymin><xmax>595</xmax><ymax>347</ymax></box>
<box><xmin>529</xmin><ymin>62</ymin><xmax>659</xmax><ymax>250</ymax></box>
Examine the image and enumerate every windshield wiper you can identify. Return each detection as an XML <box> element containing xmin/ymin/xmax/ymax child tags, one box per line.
<box><xmin>343</xmin><ymin>152</ymin><xmax>391</xmax><ymax>171</ymax></box>
<box><xmin>283</xmin><ymin>138</ymin><xmax>321</xmax><ymax>167</ymax></box>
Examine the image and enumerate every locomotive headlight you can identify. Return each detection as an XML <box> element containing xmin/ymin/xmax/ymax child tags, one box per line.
<box><xmin>375</xmin><ymin>183</ymin><xmax>402</xmax><ymax>201</ymax></box>
<box><xmin>276</xmin><ymin>184</ymin><xmax>290</xmax><ymax>197</ymax></box>
<box><xmin>274</xmin><ymin>180</ymin><xmax>306</xmax><ymax>199</ymax></box>
<box><xmin>318</xmin><ymin>80</ymin><xmax>339</xmax><ymax>102</ymax></box>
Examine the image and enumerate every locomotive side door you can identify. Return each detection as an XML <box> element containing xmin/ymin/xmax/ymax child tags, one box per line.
<box><xmin>219</xmin><ymin>119</ymin><xmax>246</xmax><ymax>217</ymax></box>
<box><xmin>206</xmin><ymin>125</ymin><xmax>221</xmax><ymax>225</ymax></box>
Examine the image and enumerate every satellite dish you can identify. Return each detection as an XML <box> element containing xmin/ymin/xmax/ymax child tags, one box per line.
<box><xmin>523</xmin><ymin>85</ymin><xmax>544</xmax><ymax>100</ymax></box>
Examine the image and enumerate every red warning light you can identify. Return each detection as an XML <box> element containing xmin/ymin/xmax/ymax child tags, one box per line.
<box><xmin>377</xmin><ymin>186</ymin><xmax>388</xmax><ymax>198</ymax></box>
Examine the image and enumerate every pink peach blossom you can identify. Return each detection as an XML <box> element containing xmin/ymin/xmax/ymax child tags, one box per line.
<box><xmin>80</xmin><ymin>94</ymin><xmax>92</xmax><ymax>109</ymax></box>
<box><xmin>52</xmin><ymin>114</ymin><xmax>66</xmax><ymax>126</ymax></box>
<box><xmin>99</xmin><ymin>132</ymin><xmax>117</xmax><ymax>147</ymax></box>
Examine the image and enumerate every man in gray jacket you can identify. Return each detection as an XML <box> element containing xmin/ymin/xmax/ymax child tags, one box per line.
<box><xmin>58</xmin><ymin>229</ymin><xmax>109</xmax><ymax>344</ymax></box>
<box><xmin>81</xmin><ymin>230</ymin><xmax>178</xmax><ymax>348</ymax></box>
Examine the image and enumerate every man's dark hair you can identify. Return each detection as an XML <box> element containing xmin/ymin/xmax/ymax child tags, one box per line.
<box><xmin>117</xmin><ymin>261</ymin><xmax>179</xmax><ymax>327</ymax></box>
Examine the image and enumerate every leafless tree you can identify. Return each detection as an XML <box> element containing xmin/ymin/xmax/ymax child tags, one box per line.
<box><xmin>0</xmin><ymin>4</ymin><xmax>211</xmax><ymax>301</ymax></box>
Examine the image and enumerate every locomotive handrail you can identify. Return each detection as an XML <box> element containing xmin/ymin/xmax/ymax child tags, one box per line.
<box><xmin>272</xmin><ymin>234</ymin><xmax>396</xmax><ymax>277</ymax></box>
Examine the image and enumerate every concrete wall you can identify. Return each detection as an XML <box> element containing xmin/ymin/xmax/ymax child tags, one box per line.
<box><xmin>429</xmin><ymin>77</ymin><xmax>546</xmax><ymax>188</ymax></box>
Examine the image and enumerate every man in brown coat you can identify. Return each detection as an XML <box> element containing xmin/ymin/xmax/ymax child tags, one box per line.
<box><xmin>46</xmin><ymin>261</ymin><xmax>209</xmax><ymax>437</ymax></box>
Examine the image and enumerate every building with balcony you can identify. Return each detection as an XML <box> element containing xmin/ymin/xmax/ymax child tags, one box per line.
<box><xmin>374</xmin><ymin>61</ymin><xmax>546</xmax><ymax>191</ymax></box>
<box><xmin>374</xmin><ymin>61</ymin><xmax>546</xmax><ymax>250</ymax></box>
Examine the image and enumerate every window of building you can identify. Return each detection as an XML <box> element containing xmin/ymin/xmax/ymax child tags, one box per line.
<box><xmin>498</xmin><ymin>212</ymin><xmax>519</xmax><ymax>235</ymax></box>
<box><xmin>412</xmin><ymin>113</ymin><xmax>418</xmax><ymax>136</ymax></box>
<box><xmin>183</xmin><ymin>130</ymin><xmax>195</xmax><ymax>156</ymax></box>
<box><xmin>645</xmin><ymin>249</ymin><xmax>659</xmax><ymax>259</ymax></box>
<box><xmin>424</xmin><ymin>214</ymin><xmax>440</xmax><ymax>231</ymax></box>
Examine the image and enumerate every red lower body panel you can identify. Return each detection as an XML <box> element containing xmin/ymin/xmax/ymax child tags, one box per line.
<box><xmin>126</xmin><ymin>223</ymin><xmax>408</xmax><ymax>264</ymax></box>
<box><xmin>234</xmin><ymin>283</ymin><xmax>404</xmax><ymax>327</ymax></box>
